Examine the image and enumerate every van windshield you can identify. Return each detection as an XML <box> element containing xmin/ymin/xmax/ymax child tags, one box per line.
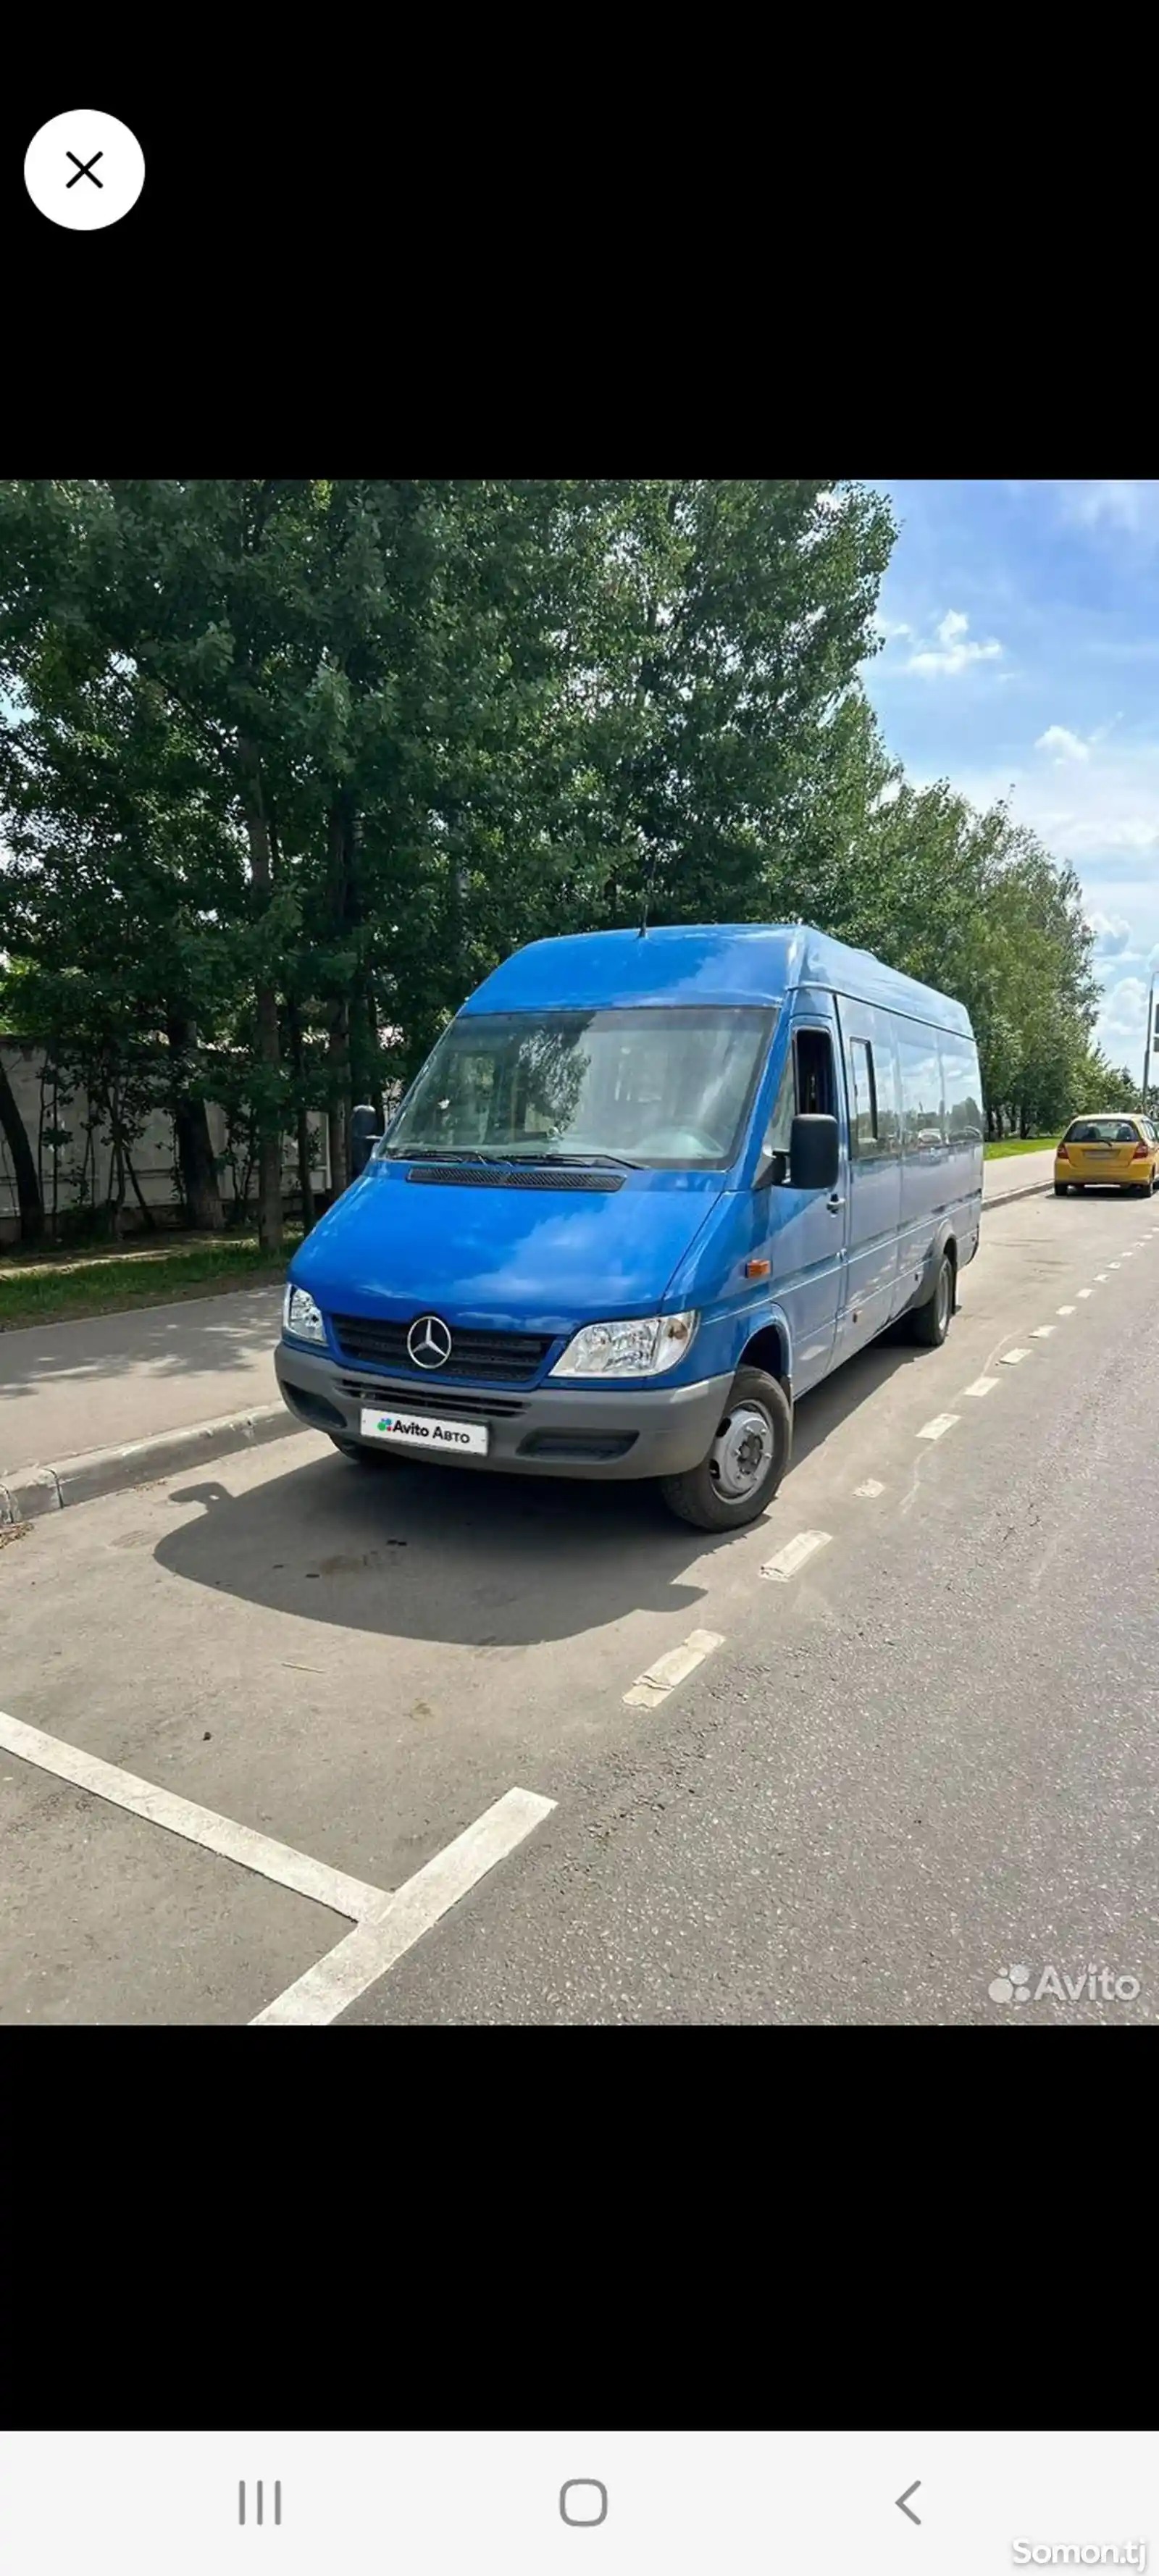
<box><xmin>380</xmin><ymin>1005</ymin><xmax>777</xmax><ymax>1171</ymax></box>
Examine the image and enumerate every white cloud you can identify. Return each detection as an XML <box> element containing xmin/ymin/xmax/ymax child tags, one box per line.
<box><xmin>905</xmin><ymin>609</ymin><xmax>1004</xmax><ymax>679</ymax></box>
<box><xmin>874</xmin><ymin>614</ymin><xmax>912</xmax><ymax>642</ymax></box>
<box><xmin>1036</xmin><ymin>724</ymin><xmax>1090</xmax><ymax>763</ymax></box>
<box><xmin>1087</xmin><ymin>911</ymin><xmax>1134</xmax><ymax>957</ymax></box>
<box><xmin>1060</xmin><ymin>481</ymin><xmax>1159</xmax><ymax>538</ymax></box>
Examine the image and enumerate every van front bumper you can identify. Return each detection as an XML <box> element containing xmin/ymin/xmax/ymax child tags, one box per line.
<box><xmin>275</xmin><ymin>1342</ymin><xmax>735</xmax><ymax>1482</ymax></box>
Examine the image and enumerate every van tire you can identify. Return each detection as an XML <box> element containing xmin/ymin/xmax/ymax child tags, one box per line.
<box><xmin>1054</xmin><ymin>1182</ymin><xmax>1068</xmax><ymax>1195</ymax></box>
<box><xmin>659</xmin><ymin>1367</ymin><xmax>792</xmax><ymax>1533</ymax></box>
<box><xmin>328</xmin><ymin>1435</ymin><xmax>397</xmax><ymax>1465</ymax></box>
<box><xmin>908</xmin><ymin>1251</ymin><xmax>955</xmax><ymax>1347</ymax></box>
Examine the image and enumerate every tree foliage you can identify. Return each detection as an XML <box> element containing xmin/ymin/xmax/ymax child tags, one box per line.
<box><xmin>0</xmin><ymin>477</ymin><xmax>1109</xmax><ymax>1245</ymax></box>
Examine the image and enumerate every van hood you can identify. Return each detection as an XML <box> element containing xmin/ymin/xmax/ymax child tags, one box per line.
<box><xmin>290</xmin><ymin>1163</ymin><xmax>727</xmax><ymax>1334</ymax></box>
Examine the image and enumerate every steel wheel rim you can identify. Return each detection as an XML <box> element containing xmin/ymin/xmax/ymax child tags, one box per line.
<box><xmin>709</xmin><ymin>1400</ymin><xmax>774</xmax><ymax>1500</ymax></box>
<box><xmin>936</xmin><ymin>1263</ymin><xmax>951</xmax><ymax>1332</ymax></box>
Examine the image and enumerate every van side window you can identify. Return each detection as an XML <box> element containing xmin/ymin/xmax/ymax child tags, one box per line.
<box><xmin>763</xmin><ymin>1052</ymin><xmax>795</xmax><ymax>1158</ymax></box>
<box><xmin>761</xmin><ymin>1026</ymin><xmax>837</xmax><ymax>1167</ymax></box>
<box><xmin>794</xmin><ymin>1026</ymin><xmax>836</xmax><ymax>1117</ymax></box>
<box><xmin>898</xmin><ymin>1035</ymin><xmax>946</xmax><ymax>1149</ymax></box>
<box><xmin>939</xmin><ymin>1033</ymin><xmax>984</xmax><ymax>1143</ymax></box>
<box><xmin>848</xmin><ymin>1037</ymin><xmax>878</xmax><ymax>1157</ymax></box>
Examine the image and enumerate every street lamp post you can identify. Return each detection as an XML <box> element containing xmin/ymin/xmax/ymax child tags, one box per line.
<box><xmin>1143</xmin><ymin>974</ymin><xmax>1156</xmax><ymax>1115</ymax></box>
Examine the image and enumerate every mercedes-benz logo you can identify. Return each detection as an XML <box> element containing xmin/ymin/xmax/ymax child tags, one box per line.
<box><xmin>406</xmin><ymin>1313</ymin><xmax>453</xmax><ymax>1369</ymax></box>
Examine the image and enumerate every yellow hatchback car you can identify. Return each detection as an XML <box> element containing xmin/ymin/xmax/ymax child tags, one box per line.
<box><xmin>1055</xmin><ymin>1113</ymin><xmax>1159</xmax><ymax>1196</ymax></box>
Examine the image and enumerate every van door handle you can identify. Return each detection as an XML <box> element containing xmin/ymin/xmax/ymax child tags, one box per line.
<box><xmin>827</xmin><ymin>1192</ymin><xmax>845</xmax><ymax>1212</ymax></box>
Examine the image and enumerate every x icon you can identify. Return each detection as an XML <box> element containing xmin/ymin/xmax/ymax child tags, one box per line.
<box><xmin>65</xmin><ymin>149</ymin><xmax>104</xmax><ymax>188</ymax></box>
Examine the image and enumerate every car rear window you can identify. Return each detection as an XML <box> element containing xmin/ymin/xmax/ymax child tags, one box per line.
<box><xmin>1063</xmin><ymin>1118</ymin><xmax>1139</xmax><ymax>1144</ymax></box>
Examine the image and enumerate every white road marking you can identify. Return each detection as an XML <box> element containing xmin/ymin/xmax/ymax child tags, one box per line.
<box><xmin>0</xmin><ymin>1707</ymin><xmax>385</xmax><ymax>1918</ymax></box>
<box><xmin>1056</xmin><ymin>1305</ymin><xmax>1076</xmax><ymax>1316</ymax></box>
<box><xmin>1095</xmin><ymin>1273</ymin><xmax>1108</xmax><ymax>1281</ymax></box>
<box><xmin>0</xmin><ymin>1707</ymin><xmax>556</xmax><ymax>2030</ymax></box>
<box><xmin>1110</xmin><ymin>1262</ymin><xmax>1122</xmax><ymax>1269</ymax></box>
<box><xmin>251</xmin><ymin>1787</ymin><xmax>556</xmax><ymax>2027</ymax></box>
<box><xmin>1001</xmin><ymin>1348</ymin><xmax>1031</xmax><ymax>1366</ymax></box>
<box><xmin>855</xmin><ymin>1479</ymin><xmax>885</xmax><ymax>1497</ymax></box>
<box><xmin>917</xmin><ymin>1413</ymin><xmax>960</xmax><ymax>1442</ymax></box>
<box><xmin>759</xmin><ymin>1530</ymin><xmax>832</xmax><ymax>1583</ymax></box>
<box><xmin>964</xmin><ymin>1376</ymin><xmax>999</xmax><ymax>1397</ymax></box>
<box><xmin>1030</xmin><ymin>1326</ymin><xmax>1054</xmax><ymax>1339</ymax></box>
<box><xmin>623</xmin><ymin>1626</ymin><xmax>724</xmax><ymax>1710</ymax></box>
<box><xmin>1077</xmin><ymin>1289</ymin><xmax>1093</xmax><ymax>1298</ymax></box>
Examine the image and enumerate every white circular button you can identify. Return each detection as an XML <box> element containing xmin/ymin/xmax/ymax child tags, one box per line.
<box><xmin>25</xmin><ymin>110</ymin><xmax>145</xmax><ymax>230</ymax></box>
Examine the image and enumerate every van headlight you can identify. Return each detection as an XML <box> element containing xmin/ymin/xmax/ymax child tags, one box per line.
<box><xmin>283</xmin><ymin>1284</ymin><xmax>326</xmax><ymax>1347</ymax></box>
<box><xmin>549</xmin><ymin>1311</ymin><xmax>698</xmax><ymax>1379</ymax></box>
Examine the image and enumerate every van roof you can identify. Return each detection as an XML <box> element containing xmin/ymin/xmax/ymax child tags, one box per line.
<box><xmin>464</xmin><ymin>924</ymin><xmax>974</xmax><ymax>1035</ymax></box>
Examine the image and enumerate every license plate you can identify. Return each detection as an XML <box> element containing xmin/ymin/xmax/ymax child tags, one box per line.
<box><xmin>360</xmin><ymin>1405</ymin><xmax>489</xmax><ymax>1457</ymax></box>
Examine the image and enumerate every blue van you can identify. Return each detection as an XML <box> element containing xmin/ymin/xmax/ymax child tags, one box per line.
<box><xmin>275</xmin><ymin>924</ymin><xmax>984</xmax><ymax>1531</ymax></box>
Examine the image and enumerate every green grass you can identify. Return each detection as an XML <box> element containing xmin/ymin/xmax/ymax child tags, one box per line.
<box><xmin>984</xmin><ymin>1135</ymin><xmax>1057</xmax><ymax>1161</ymax></box>
<box><xmin>0</xmin><ymin>1229</ymin><xmax>302</xmax><ymax>1330</ymax></box>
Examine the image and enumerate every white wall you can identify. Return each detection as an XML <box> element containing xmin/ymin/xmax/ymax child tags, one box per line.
<box><xmin>0</xmin><ymin>1038</ymin><xmax>331</xmax><ymax>1239</ymax></box>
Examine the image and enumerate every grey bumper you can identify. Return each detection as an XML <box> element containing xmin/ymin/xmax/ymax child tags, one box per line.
<box><xmin>275</xmin><ymin>1341</ymin><xmax>734</xmax><ymax>1482</ymax></box>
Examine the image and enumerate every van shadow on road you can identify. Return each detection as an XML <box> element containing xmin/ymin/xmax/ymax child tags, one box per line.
<box><xmin>154</xmin><ymin>1334</ymin><xmax>927</xmax><ymax>1649</ymax></box>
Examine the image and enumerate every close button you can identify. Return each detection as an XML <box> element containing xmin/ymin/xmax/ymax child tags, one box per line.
<box><xmin>561</xmin><ymin>2482</ymin><xmax>608</xmax><ymax>2527</ymax></box>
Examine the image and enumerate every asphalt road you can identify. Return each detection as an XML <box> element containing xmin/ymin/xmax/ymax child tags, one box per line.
<box><xmin>2</xmin><ymin>1179</ymin><xmax>1157</xmax><ymax>2024</ymax></box>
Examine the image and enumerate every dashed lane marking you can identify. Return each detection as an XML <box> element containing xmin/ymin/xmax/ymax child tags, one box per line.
<box><xmin>1030</xmin><ymin>1326</ymin><xmax>1055</xmax><ymax>1339</ymax></box>
<box><xmin>1000</xmin><ymin>1348</ymin><xmax>1031</xmax><ymax>1366</ymax></box>
<box><xmin>1056</xmin><ymin>1305</ymin><xmax>1076</xmax><ymax>1316</ymax></box>
<box><xmin>917</xmin><ymin>1413</ymin><xmax>960</xmax><ymax>1442</ymax></box>
<box><xmin>1077</xmin><ymin>1289</ymin><xmax>1093</xmax><ymax>1299</ymax></box>
<box><xmin>623</xmin><ymin>1626</ymin><xmax>725</xmax><ymax>1710</ymax></box>
<box><xmin>964</xmin><ymin>1376</ymin><xmax>999</xmax><ymax>1397</ymax></box>
<box><xmin>855</xmin><ymin>1479</ymin><xmax>886</xmax><ymax>1497</ymax></box>
<box><xmin>759</xmin><ymin>1530</ymin><xmax>832</xmax><ymax>1584</ymax></box>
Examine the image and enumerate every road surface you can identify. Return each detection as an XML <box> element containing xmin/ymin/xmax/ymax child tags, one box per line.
<box><xmin>1</xmin><ymin>1179</ymin><xmax>1155</xmax><ymax>2023</ymax></box>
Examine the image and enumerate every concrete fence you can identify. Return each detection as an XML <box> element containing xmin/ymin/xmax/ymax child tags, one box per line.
<box><xmin>0</xmin><ymin>1036</ymin><xmax>333</xmax><ymax>1243</ymax></box>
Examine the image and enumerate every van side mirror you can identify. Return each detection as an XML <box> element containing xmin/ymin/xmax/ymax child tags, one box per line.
<box><xmin>790</xmin><ymin>1112</ymin><xmax>840</xmax><ymax>1192</ymax></box>
<box><xmin>350</xmin><ymin>1105</ymin><xmax>382</xmax><ymax>1178</ymax></box>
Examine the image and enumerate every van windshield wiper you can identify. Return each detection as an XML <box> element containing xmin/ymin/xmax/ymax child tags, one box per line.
<box><xmin>503</xmin><ymin>1150</ymin><xmax>644</xmax><ymax>1171</ymax></box>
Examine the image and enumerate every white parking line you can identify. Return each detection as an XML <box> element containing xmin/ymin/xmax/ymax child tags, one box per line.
<box><xmin>0</xmin><ymin>1707</ymin><xmax>386</xmax><ymax>1918</ymax></box>
<box><xmin>917</xmin><ymin>1413</ymin><xmax>960</xmax><ymax>1442</ymax></box>
<box><xmin>1077</xmin><ymin>1289</ymin><xmax>1093</xmax><ymax>1298</ymax></box>
<box><xmin>1056</xmin><ymin>1305</ymin><xmax>1076</xmax><ymax>1316</ymax></box>
<box><xmin>964</xmin><ymin>1376</ymin><xmax>999</xmax><ymax>1397</ymax></box>
<box><xmin>759</xmin><ymin>1530</ymin><xmax>832</xmax><ymax>1582</ymax></box>
<box><xmin>1001</xmin><ymin>1348</ymin><xmax>1031</xmax><ymax>1366</ymax></box>
<box><xmin>1095</xmin><ymin>1274</ymin><xmax>1108</xmax><ymax>1281</ymax></box>
<box><xmin>0</xmin><ymin>1707</ymin><xmax>556</xmax><ymax>2029</ymax></box>
<box><xmin>855</xmin><ymin>1479</ymin><xmax>885</xmax><ymax>1497</ymax></box>
<box><xmin>623</xmin><ymin>1626</ymin><xmax>724</xmax><ymax>1710</ymax></box>
<box><xmin>252</xmin><ymin>1789</ymin><xmax>556</xmax><ymax>2026</ymax></box>
<box><xmin>1030</xmin><ymin>1326</ymin><xmax>1054</xmax><ymax>1339</ymax></box>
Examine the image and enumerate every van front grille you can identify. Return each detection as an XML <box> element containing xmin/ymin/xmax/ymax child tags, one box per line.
<box><xmin>331</xmin><ymin>1315</ymin><xmax>553</xmax><ymax>1386</ymax></box>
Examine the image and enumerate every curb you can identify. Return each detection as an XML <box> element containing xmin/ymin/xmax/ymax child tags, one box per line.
<box><xmin>1</xmin><ymin>1401</ymin><xmax>301</xmax><ymax>1528</ymax></box>
<box><xmin>984</xmin><ymin>1176</ymin><xmax>1055</xmax><ymax>1208</ymax></box>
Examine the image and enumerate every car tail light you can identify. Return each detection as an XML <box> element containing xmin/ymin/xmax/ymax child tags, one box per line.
<box><xmin>1058</xmin><ymin>1143</ymin><xmax>1069</xmax><ymax>1159</ymax></box>
<box><xmin>1131</xmin><ymin>1142</ymin><xmax>1149</xmax><ymax>1161</ymax></box>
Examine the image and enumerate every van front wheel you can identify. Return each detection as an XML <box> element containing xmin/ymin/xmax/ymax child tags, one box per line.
<box><xmin>660</xmin><ymin>1366</ymin><xmax>792</xmax><ymax>1533</ymax></box>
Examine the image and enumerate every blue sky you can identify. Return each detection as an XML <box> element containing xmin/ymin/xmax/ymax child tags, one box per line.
<box><xmin>861</xmin><ymin>480</ymin><xmax>1159</xmax><ymax>1071</ymax></box>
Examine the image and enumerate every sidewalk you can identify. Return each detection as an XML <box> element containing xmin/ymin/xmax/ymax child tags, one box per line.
<box><xmin>1</xmin><ymin>1150</ymin><xmax>1056</xmax><ymax>1523</ymax></box>
<box><xmin>982</xmin><ymin>1145</ymin><xmax>1057</xmax><ymax>1203</ymax></box>
<box><xmin>1</xmin><ymin>1285</ymin><xmax>284</xmax><ymax>1480</ymax></box>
